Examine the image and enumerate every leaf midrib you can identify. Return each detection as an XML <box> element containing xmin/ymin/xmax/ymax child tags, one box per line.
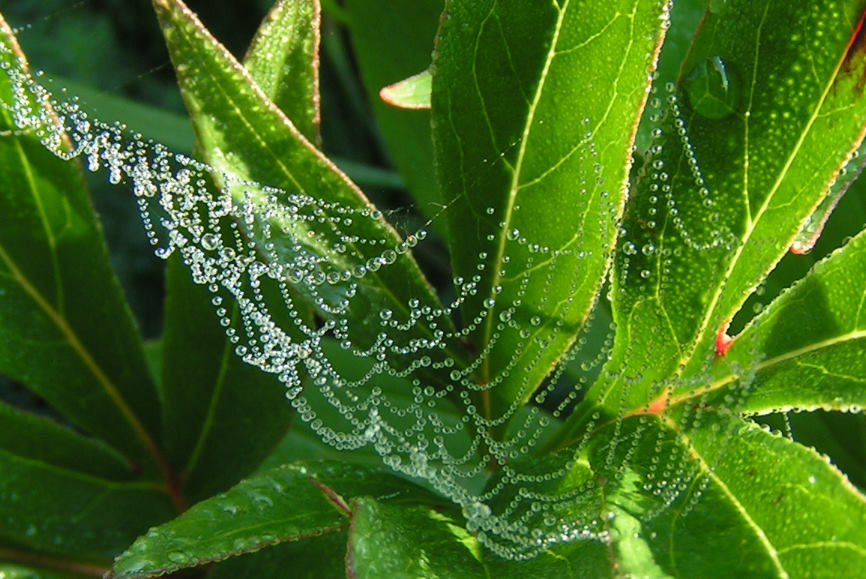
<box><xmin>661</xmin><ymin>415</ymin><xmax>789</xmax><ymax>578</ymax></box>
<box><xmin>480</xmin><ymin>0</ymin><xmax>571</xmax><ymax>385</ymax></box>
<box><xmin>683</xmin><ymin>2</ymin><xmax>863</xmax><ymax>375</ymax></box>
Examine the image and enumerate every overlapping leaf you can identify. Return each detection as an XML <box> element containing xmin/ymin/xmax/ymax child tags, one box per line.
<box><xmin>151</xmin><ymin>0</ymin><xmax>458</xmax><ymax>365</ymax></box>
<box><xmin>567</xmin><ymin>0</ymin><xmax>866</xmax><ymax>434</ymax></box>
<box><xmin>0</xmin><ymin>14</ymin><xmax>164</xmax><ymax>469</ymax></box>
<box><xmin>110</xmin><ymin>461</ymin><xmax>445</xmax><ymax>578</ymax></box>
<box><xmin>158</xmin><ymin>0</ymin><xmax>320</xmax><ymax>503</ymax></box>
<box><xmin>432</xmin><ymin>0</ymin><xmax>668</xmax><ymax>419</ymax></box>
<box><xmin>707</xmin><ymin>228</ymin><xmax>866</xmax><ymax>414</ymax></box>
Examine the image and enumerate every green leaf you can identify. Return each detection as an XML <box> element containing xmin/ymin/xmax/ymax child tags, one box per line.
<box><xmin>0</xmin><ymin>559</ymin><xmax>100</xmax><ymax>579</ymax></box>
<box><xmin>708</xmin><ymin>228</ymin><xmax>866</xmax><ymax>414</ymax></box>
<box><xmin>244</xmin><ymin>0</ymin><xmax>321</xmax><ymax>144</ymax></box>
<box><xmin>150</xmin><ymin>0</ymin><xmax>458</xmax><ymax>363</ymax></box>
<box><xmin>0</xmin><ymin>449</ymin><xmax>175</xmax><ymax>561</ymax></box>
<box><xmin>0</xmin><ymin>15</ymin><xmax>166</xmax><ymax>472</ymax></box>
<box><xmin>566</xmin><ymin>0</ymin><xmax>866</xmax><ymax>437</ymax></box>
<box><xmin>157</xmin><ymin>0</ymin><xmax>328</xmax><ymax>502</ymax></box>
<box><xmin>347</xmin><ymin>494</ymin><xmax>617</xmax><ymax>578</ymax></box>
<box><xmin>159</xmin><ymin>257</ymin><xmax>294</xmax><ymax>503</ymax></box>
<box><xmin>207</xmin><ymin>531</ymin><xmax>347</xmax><ymax>579</ymax></box>
<box><xmin>346</xmin><ymin>0</ymin><xmax>444</xmax><ymax>224</ymax></box>
<box><xmin>348</xmin><ymin>496</ymin><xmax>485</xmax><ymax>578</ymax></box>
<box><xmin>683</xmin><ymin>413</ymin><xmax>866</xmax><ymax>576</ymax></box>
<box><xmin>431</xmin><ymin>0</ymin><xmax>668</xmax><ymax>419</ymax></box>
<box><xmin>110</xmin><ymin>461</ymin><xmax>444</xmax><ymax>578</ymax></box>
<box><xmin>379</xmin><ymin>68</ymin><xmax>432</xmax><ymax>110</ymax></box>
<box><xmin>0</xmin><ymin>401</ymin><xmax>132</xmax><ymax>479</ymax></box>
<box><xmin>560</xmin><ymin>413</ymin><xmax>866</xmax><ymax>576</ymax></box>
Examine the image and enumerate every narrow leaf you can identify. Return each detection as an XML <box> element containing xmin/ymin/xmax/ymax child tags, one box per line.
<box><xmin>150</xmin><ymin>0</ymin><xmax>461</xmax><ymax>373</ymax></box>
<box><xmin>0</xmin><ymin>401</ymin><xmax>132</xmax><ymax>479</ymax></box>
<box><xmin>159</xmin><ymin>257</ymin><xmax>294</xmax><ymax>503</ymax></box>
<box><xmin>244</xmin><ymin>0</ymin><xmax>321</xmax><ymax>143</ymax></box>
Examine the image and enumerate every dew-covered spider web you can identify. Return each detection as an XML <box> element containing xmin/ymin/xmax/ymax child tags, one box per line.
<box><xmin>0</xmin><ymin>26</ymin><xmax>788</xmax><ymax>560</ymax></box>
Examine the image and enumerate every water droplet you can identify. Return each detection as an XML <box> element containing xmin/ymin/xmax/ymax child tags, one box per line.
<box><xmin>683</xmin><ymin>56</ymin><xmax>741</xmax><ymax>120</ymax></box>
<box><xmin>201</xmin><ymin>233</ymin><xmax>219</xmax><ymax>251</ymax></box>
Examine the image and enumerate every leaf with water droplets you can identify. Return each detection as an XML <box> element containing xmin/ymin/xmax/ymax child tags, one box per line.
<box><xmin>431</xmin><ymin>0</ymin><xmax>669</xmax><ymax>420</ymax></box>
<box><xmin>159</xmin><ymin>258</ymin><xmax>295</xmax><ymax>503</ymax></box>
<box><xmin>681</xmin><ymin>413</ymin><xmax>866</xmax><ymax>576</ymax></box>
<box><xmin>157</xmin><ymin>0</ymin><xmax>320</xmax><ymax>504</ymax></box>
<box><xmin>0</xmin><ymin>449</ymin><xmax>175</xmax><ymax>561</ymax></box>
<box><xmin>348</xmin><ymin>493</ymin><xmax>619</xmax><ymax>578</ymax></box>
<box><xmin>563</xmin><ymin>0</ymin><xmax>866</xmax><ymax>441</ymax></box>
<box><xmin>244</xmin><ymin>0</ymin><xmax>320</xmax><ymax>144</ymax></box>
<box><xmin>151</xmin><ymin>0</ymin><xmax>462</xmax><ymax>378</ymax></box>
<box><xmin>709</xmin><ymin>228</ymin><xmax>866</xmax><ymax>414</ymax></box>
<box><xmin>109</xmin><ymin>461</ymin><xmax>445</xmax><ymax>578</ymax></box>
<box><xmin>0</xmin><ymin>13</ymin><xmax>164</xmax><ymax>467</ymax></box>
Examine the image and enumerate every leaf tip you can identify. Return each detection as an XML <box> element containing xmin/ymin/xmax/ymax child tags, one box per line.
<box><xmin>379</xmin><ymin>68</ymin><xmax>431</xmax><ymax>110</ymax></box>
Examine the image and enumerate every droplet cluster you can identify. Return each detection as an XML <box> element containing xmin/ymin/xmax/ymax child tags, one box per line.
<box><xmin>0</xmin><ymin>29</ymin><xmax>759</xmax><ymax>559</ymax></box>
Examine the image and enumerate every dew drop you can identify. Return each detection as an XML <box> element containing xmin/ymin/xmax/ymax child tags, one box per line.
<box><xmin>683</xmin><ymin>56</ymin><xmax>741</xmax><ymax>120</ymax></box>
<box><xmin>201</xmin><ymin>233</ymin><xmax>219</xmax><ymax>251</ymax></box>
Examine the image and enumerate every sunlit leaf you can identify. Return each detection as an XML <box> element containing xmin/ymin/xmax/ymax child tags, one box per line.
<box><xmin>432</xmin><ymin>0</ymin><xmax>669</xmax><ymax>419</ymax></box>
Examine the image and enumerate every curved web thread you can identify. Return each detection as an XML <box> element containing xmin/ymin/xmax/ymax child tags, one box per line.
<box><xmin>0</xmin><ymin>43</ymin><xmax>755</xmax><ymax>559</ymax></box>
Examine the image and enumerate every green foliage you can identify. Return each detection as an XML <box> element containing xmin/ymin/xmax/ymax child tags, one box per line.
<box><xmin>1</xmin><ymin>0</ymin><xmax>865</xmax><ymax>577</ymax></box>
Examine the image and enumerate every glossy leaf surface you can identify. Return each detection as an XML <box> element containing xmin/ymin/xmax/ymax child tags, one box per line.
<box><xmin>566</xmin><ymin>0</ymin><xmax>866</xmax><ymax>435</ymax></box>
<box><xmin>710</xmin><ymin>228</ymin><xmax>866</xmax><ymax>414</ymax></box>
<box><xmin>151</xmin><ymin>0</ymin><xmax>457</xmax><ymax>361</ymax></box>
<box><xmin>432</xmin><ymin>0</ymin><xmax>668</xmax><ymax>416</ymax></box>
<box><xmin>158</xmin><ymin>0</ymin><xmax>320</xmax><ymax>504</ymax></box>
<box><xmin>110</xmin><ymin>461</ymin><xmax>443</xmax><ymax>578</ymax></box>
<box><xmin>244</xmin><ymin>0</ymin><xmax>320</xmax><ymax>143</ymax></box>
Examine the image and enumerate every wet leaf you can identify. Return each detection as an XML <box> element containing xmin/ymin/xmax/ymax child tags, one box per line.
<box><xmin>682</xmin><ymin>414</ymin><xmax>866</xmax><ymax>576</ymax></box>
<box><xmin>109</xmin><ymin>461</ymin><xmax>444</xmax><ymax>578</ymax></box>
<box><xmin>158</xmin><ymin>0</ymin><xmax>321</xmax><ymax>504</ymax></box>
<box><xmin>710</xmin><ymin>228</ymin><xmax>866</xmax><ymax>414</ymax></box>
<box><xmin>564</xmin><ymin>0</ymin><xmax>866</xmax><ymax>437</ymax></box>
<box><xmin>244</xmin><ymin>0</ymin><xmax>321</xmax><ymax>144</ymax></box>
<box><xmin>431</xmin><ymin>0</ymin><xmax>669</xmax><ymax>418</ymax></box>
<box><xmin>159</xmin><ymin>258</ymin><xmax>294</xmax><ymax>503</ymax></box>
<box><xmin>0</xmin><ymin>449</ymin><xmax>175</xmax><ymax>561</ymax></box>
<box><xmin>151</xmin><ymin>0</ymin><xmax>460</xmax><ymax>367</ymax></box>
